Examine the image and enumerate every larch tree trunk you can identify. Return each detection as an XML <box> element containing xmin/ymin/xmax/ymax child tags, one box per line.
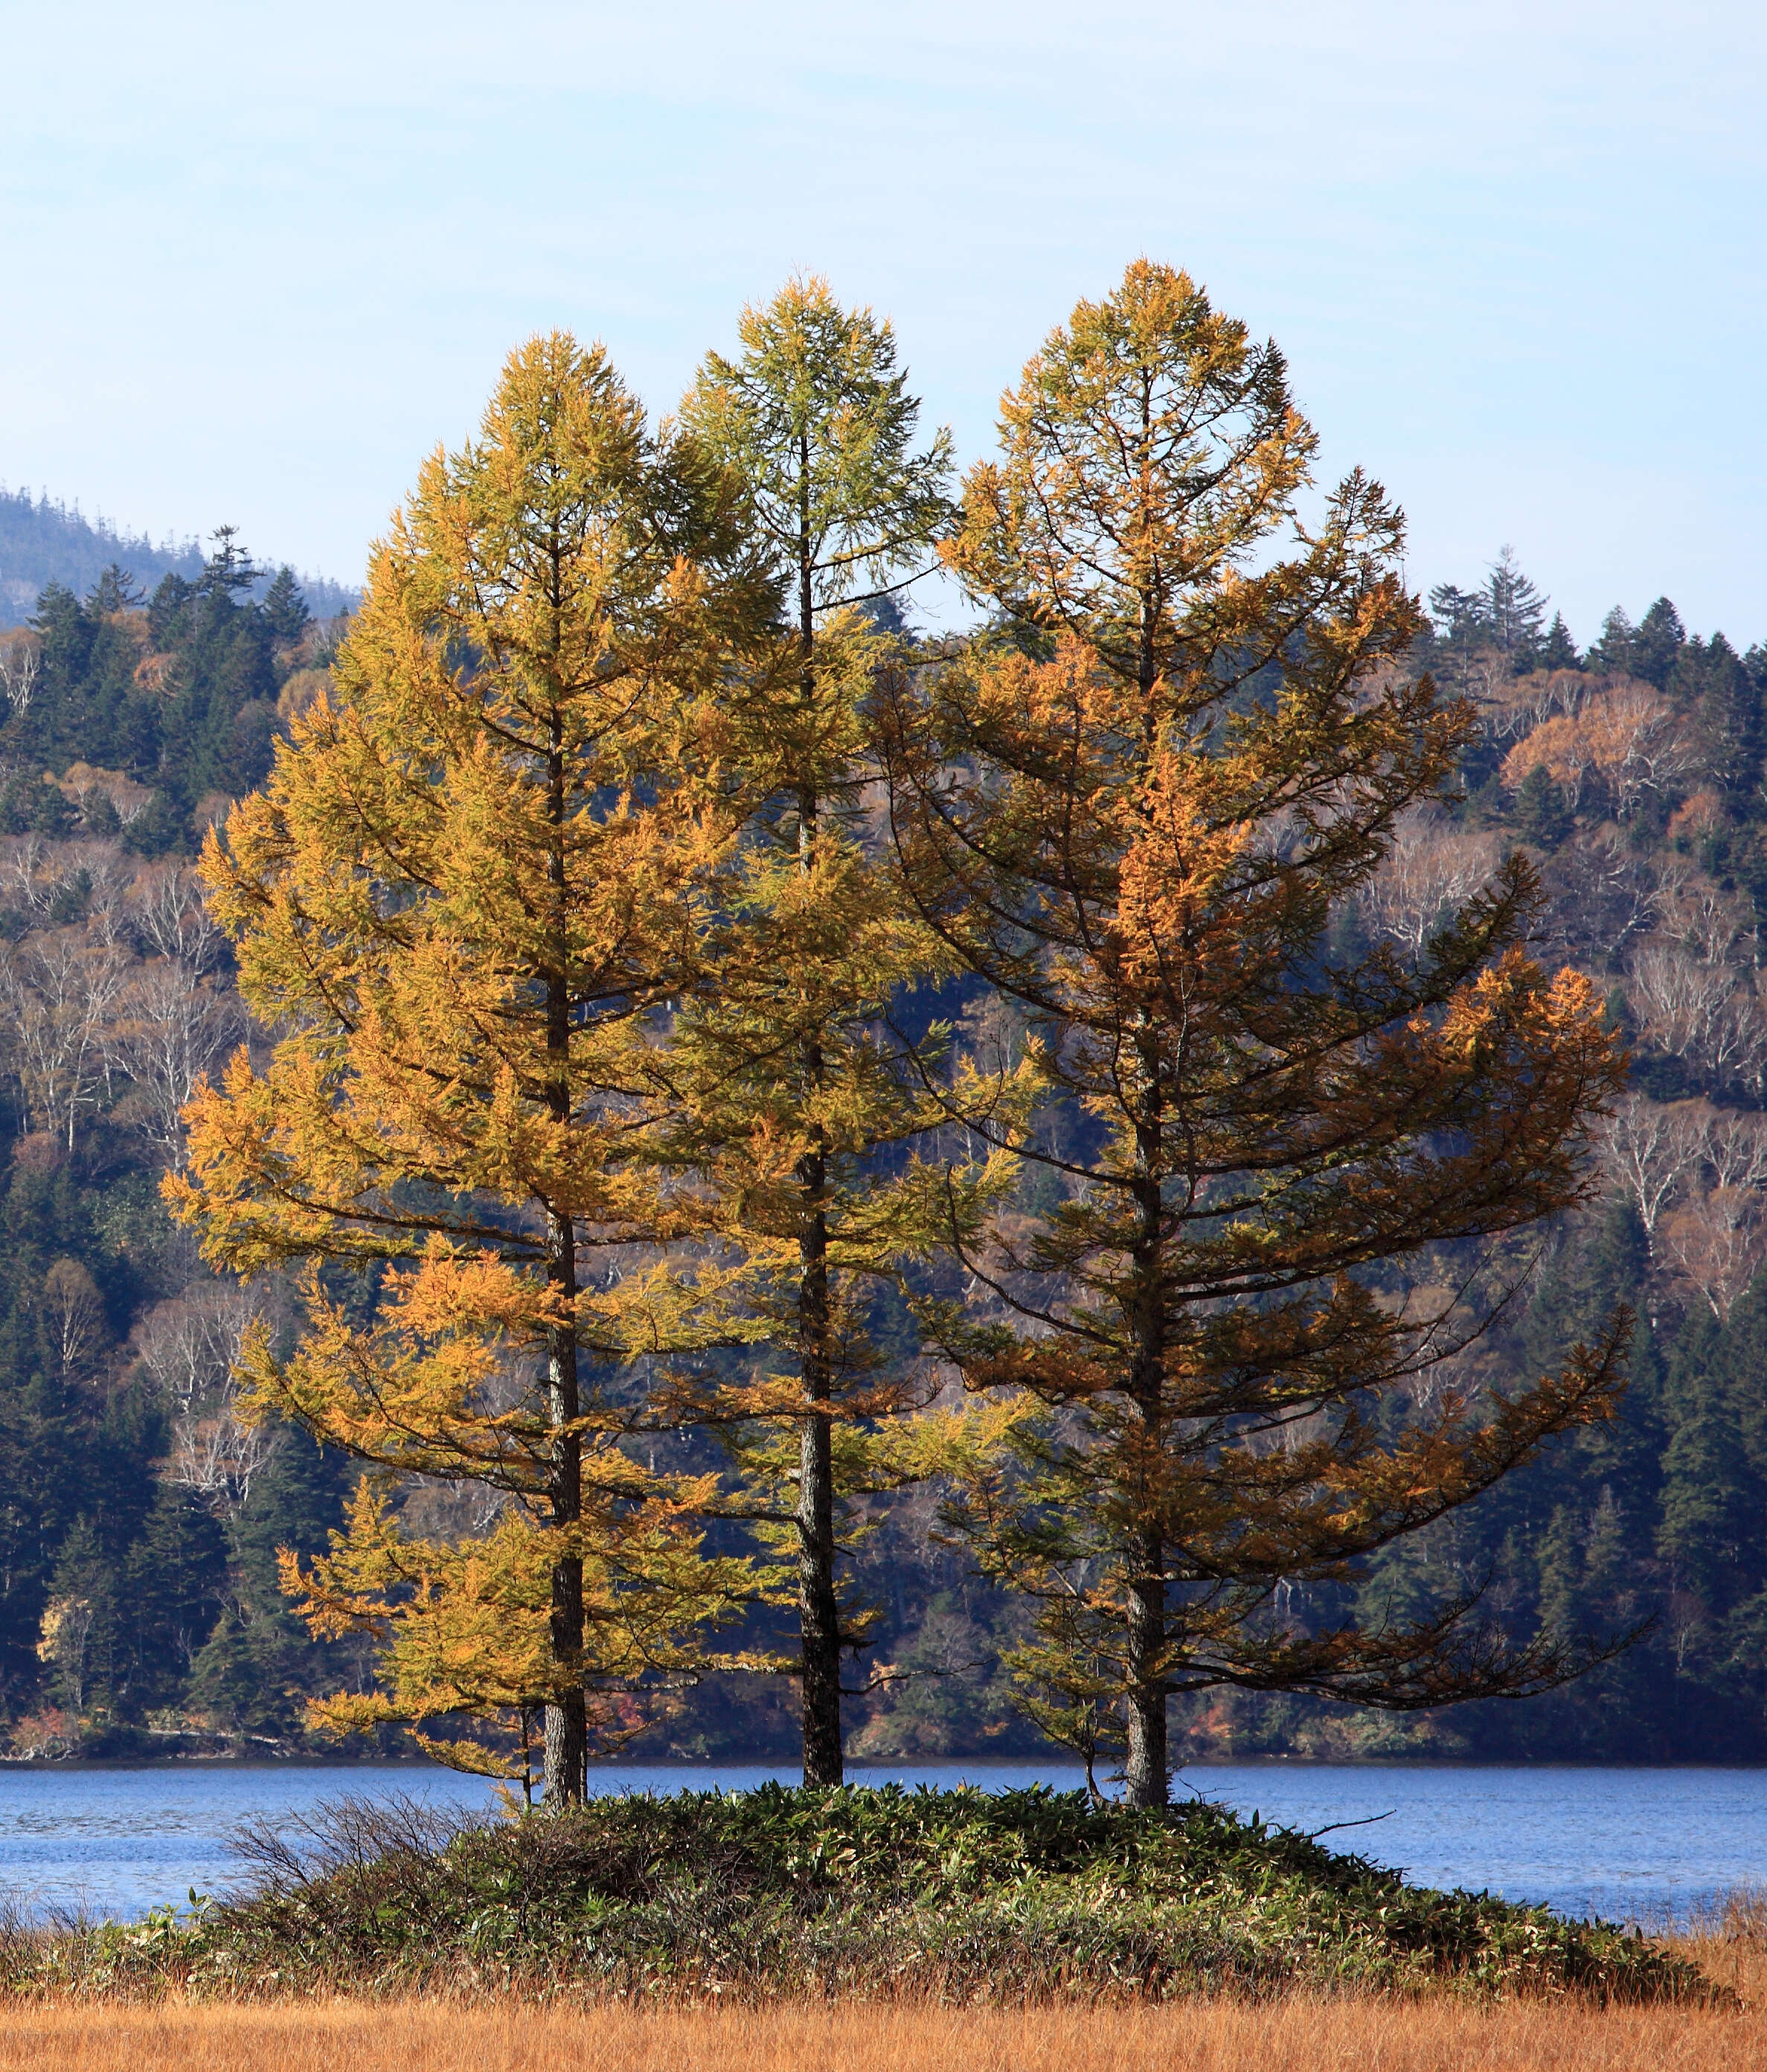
<box><xmin>793</xmin><ymin>455</ymin><xmax>844</xmax><ymax>1786</ymax></box>
<box><xmin>542</xmin><ymin>689</ymin><xmax>588</xmax><ymax>1806</ymax></box>
<box><xmin>1123</xmin><ymin>1031</ymin><xmax>1170</xmax><ymax>1808</ymax></box>
<box><xmin>1123</xmin><ymin>443</ymin><xmax>1170</xmax><ymax>1809</ymax></box>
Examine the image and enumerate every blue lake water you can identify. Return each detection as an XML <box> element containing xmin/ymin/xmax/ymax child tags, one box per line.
<box><xmin>0</xmin><ymin>1759</ymin><xmax>1762</xmax><ymax>1928</ymax></box>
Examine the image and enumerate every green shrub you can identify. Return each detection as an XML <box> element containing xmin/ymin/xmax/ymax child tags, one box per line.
<box><xmin>1</xmin><ymin>1786</ymin><xmax>1712</xmax><ymax>2005</ymax></box>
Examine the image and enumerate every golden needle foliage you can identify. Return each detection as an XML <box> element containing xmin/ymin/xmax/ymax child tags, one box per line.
<box><xmin>169</xmin><ymin>333</ymin><xmax>770</xmax><ymax>1799</ymax></box>
<box><xmin>169</xmin><ymin>269</ymin><xmax>1632</xmax><ymax>1805</ymax></box>
<box><xmin>283</xmin><ymin>1478</ymin><xmax>734</xmax><ymax>1783</ymax></box>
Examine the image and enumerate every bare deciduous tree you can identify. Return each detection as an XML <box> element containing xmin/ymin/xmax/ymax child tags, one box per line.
<box><xmin>0</xmin><ymin>630</ymin><xmax>40</xmax><ymax>717</ymax></box>
<box><xmin>1540</xmin><ymin>829</ymin><xmax>1658</xmax><ymax>969</ymax></box>
<box><xmin>127</xmin><ymin>863</ymin><xmax>226</xmax><ymax>976</ymax></box>
<box><xmin>1362</xmin><ymin>807</ymin><xmax>1502</xmax><ymax>958</ymax></box>
<box><xmin>42</xmin><ymin>1257</ymin><xmax>104</xmax><ymax>1379</ymax></box>
<box><xmin>1662</xmin><ymin>1184</ymin><xmax>1766</xmax><ymax>1319</ymax></box>
<box><xmin>0</xmin><ymin>928</ymin><xmax>129</xmax><ymax>1146</ymax></box>
<box><xmin>1502</xmin><ymin>713</ymin><xmax>1596</xmax><ymax>810</ymax></box>
<box><xmin>109</xmin><ymin>958</ymin><xmax>244</xmax><ymax>1161</ymax></box>
<box><xmin>131</xmin><ymin>1282</ymin><xmax>282</xmax><ymax>1513</ymax></box>
<box><xmin>1700</xmin><ymin>1105</ymin><xmax>1767</xmax><ymax>1193</ymax></box>
<box><xmin>1594</xmin><ymin>1092</ymin><xmax>1688</xmax><ymax>1239</ymax></box>
<box><xmin>1585</xmin><ymin>683</ymin><xmax>1693</xmax><ymax>818</ymax></box>
<box><xmin>1628</xmin><ymin>944</ymin><xmax>1737</xmax><ymax>1065</ymax></box>
<box><xmin>1477</xmin><ymin>666</ymin><xmax>1585</xmax><ymax>746</ymax></box>
<box><xmin>35</xmin><ymin>1595</ymin><xmax>95</xmax><ymax>1710</ymax></box>
<box><xmin>1502</xmin><ymin>681</ymin><xmax>1692</xmax><ymax>822</ymax></box>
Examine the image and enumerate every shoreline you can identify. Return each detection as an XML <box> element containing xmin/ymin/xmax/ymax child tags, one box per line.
<box><xmin>6</xmin><ymin>1751</ymin><xmax>1767</xmax><ymax>1771</ymax></box>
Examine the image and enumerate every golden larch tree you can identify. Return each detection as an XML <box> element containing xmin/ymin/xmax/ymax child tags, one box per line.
<box><xmin>169</xmin><ymin>333</ymin><xmax>769</xmax><ymax>1803</ymax></box>
<box><xmin>885</xmin><ymin>262</ymin><xmax>1628</xmax><ymax>1806</ymax></box>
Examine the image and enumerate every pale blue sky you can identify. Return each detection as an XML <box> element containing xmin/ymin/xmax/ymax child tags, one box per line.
<box><xmin>1</xmin><ymin>0</ymin><xmax>1762</xmax><ymax>644</ymax></box>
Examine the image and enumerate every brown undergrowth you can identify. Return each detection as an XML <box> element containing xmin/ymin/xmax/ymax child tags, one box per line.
<box><xmin>4</xmin><ymin>1796</ymin><xmax>1756</xmax><ymax>2071</ymax></box>
<box><xmin>0</xmin><ymin>1981</ymin><xmax>1763</xmax><ymax>2072</ymax></box>
<box><xmin>3</xmin><ymin>1929</ymin><xmax>1757</xmax><ymax>2072</ymax></box>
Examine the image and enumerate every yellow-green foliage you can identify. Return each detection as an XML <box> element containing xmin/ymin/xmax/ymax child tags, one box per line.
<box><xmin>667</xmin><ymin>278</ymin><xmax>1021</xmax><ymax>1779</ymax></box>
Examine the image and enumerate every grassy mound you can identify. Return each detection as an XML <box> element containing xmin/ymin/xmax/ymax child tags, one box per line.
<box><xmin>15</xmin><ymin>1785</ymin><xmax>1710</xmax><ymax>2004</ymax></box>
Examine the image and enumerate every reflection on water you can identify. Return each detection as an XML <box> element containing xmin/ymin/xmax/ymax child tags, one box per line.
<box><xmin>0</xmin><ymin>1758</ymin><xmax>1760</xmax><ymax>1926</ymax></box>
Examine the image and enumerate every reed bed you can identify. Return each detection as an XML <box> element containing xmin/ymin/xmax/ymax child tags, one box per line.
<box><xmin>1</xmin><ymin>1989</ymin><xmax>1762</xmax><ymax>2072</ymax></box>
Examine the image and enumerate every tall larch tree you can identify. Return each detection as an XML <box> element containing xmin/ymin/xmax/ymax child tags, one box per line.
<box><xmin>885</xmin><ymin>261</ymin><xmax>1628</xmax><ymax>1807</ymax></box>
<box><xmin>169</xmin><ymin>334</ymin><xmax>768</xmax><ymax>1803</ymax></box>
<box><xmin>673</xmin><ymin>278</ymin><xmax>987</xmax><ymax>1785</ymax></box>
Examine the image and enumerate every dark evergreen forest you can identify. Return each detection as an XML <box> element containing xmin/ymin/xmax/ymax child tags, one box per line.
<box><xmin>0</xmin><ymin>539</ymin><xmax>1765</xmax><ymax>1763</ymax></box>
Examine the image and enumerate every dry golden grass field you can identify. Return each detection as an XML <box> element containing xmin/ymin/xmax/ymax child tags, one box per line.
<box><xmin>0</xmin><ymin>1987</ymin><xmax>1763</xmax><ymax>2072</ymax></box>
<box><xmin>1</xmin><ymin>1934</ymin><xmax>1763</xmax><ymax>2072</ymax></box>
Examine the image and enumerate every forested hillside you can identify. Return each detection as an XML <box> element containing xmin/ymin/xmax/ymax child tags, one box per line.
<box><xmin>0</xmin><ymin>487</ymin><xmax>357</xmax><ymax>629</ymax></box>
<box><xmin>1272</xmin><ymin>556</ymin><xmax>1767</xmax><ymax>1763</ymax></box>
<box><xmin>1</xmin><ymin>533</ymin><xmax>1766</xmax><ymax>1763</ymax></box>
<box><xmin>0</xmin><ymin>539</ymin><xmax>362</xmax><ymax>1757</ymax></box>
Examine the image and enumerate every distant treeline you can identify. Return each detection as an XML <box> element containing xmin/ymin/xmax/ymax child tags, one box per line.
<box><xmin>0</xmin><ymin>532</ymin><xmax>347</xmax><ymax>861</ymax></box>
<box><xmin>0</xmin><ymin>548</ymin><xmax>357</xmax><ymax>1760</ymax></box>
<box><xmin>0</xmin><ymin>486</ymin><xmax>357</xmax><ymax>630</ymax></box>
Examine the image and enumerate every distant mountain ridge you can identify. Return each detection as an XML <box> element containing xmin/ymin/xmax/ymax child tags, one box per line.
<box><xmin>0</xmin><ymin>484</ymin><xmax>359</xmax><ymax>627</ymax></box>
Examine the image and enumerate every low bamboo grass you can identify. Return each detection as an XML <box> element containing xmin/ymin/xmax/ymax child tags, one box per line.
<box><xmin>0</xmin><ymin>1786</ymin><xmax>1712</xmax><ymax>2007</ymax></box>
